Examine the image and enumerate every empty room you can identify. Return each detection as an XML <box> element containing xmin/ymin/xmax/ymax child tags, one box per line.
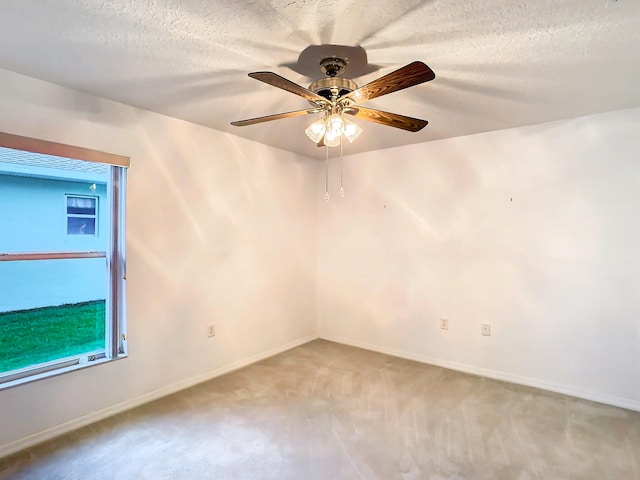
<box><xmin>1</xmin><ymin>1</ymin><xmax>639</xmax><ymax>478</ymax></box>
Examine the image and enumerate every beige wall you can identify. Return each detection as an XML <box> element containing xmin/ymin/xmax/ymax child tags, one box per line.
<box><xmin>0</xmin><ymin>68</ymin><xmax>320</xmax><ymax>455</ymax></box>
<box><xmin>318</xmin><ymin>107</ymin><xmax>640</xmax><ymax>410</ymax></box>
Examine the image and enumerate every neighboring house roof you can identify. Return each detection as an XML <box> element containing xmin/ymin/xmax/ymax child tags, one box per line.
<box><xmin>0</xmin><ymin>147</ymin><xmax>109</xmax><ymax>183</ymax></box>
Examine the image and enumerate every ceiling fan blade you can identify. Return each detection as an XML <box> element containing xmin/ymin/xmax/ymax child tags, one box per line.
<box><xmin>344</xmin><ymin>106</ymin><xmax>428</xmax><ymax>132</ymax></box>
<box><xmin>341</xmin><ymin>61</ymin><xmax>435</xmax><ymax>104</ymax></box>
<box><xmin>249</xmin><ymin>72</ymin><xmax>330</xmax><ymax>106</ymax></box>
<box><xmin>231</xmin><ymin>108</ymin><xmax>322</xmax><ymax>126</ymax></box>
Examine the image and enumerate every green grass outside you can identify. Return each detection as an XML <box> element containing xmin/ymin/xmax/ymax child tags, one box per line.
<box><xmin>0</xmin><ymin>300</ymin><xmax>105</xmax><ymax>373</ymax></box>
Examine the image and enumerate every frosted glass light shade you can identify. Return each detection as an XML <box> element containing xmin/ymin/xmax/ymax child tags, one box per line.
<box><xmin>327</xmin><ymin>115</ymin><xmax>345</xmax><ymax>136</ymax></box>
<box><xmin>324</xmin><ymin>132</ymin><xmax>341</xmax><ymax>147</ymax></box>
<box><xmin>343</xmin><ymin>120</ymin><xmax>363</xmax><ymax>143</ymax></box>
<box><xmin>305</xmin><ymin>119</ymin><xmax>326</xmax><ymax>143</ymax></box>
<box><xmin>323</xmin><ymin>115</ymin><xmax>344</xmax><ymax>147</ymax></box>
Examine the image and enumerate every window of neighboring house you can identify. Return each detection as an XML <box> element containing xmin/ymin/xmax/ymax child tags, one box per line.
<box><xmin>0</xmin><ymin>132</ymin><xmax>129</xmax><ymax>388</ymax></box>
<box><xmin>67</xmin><ymin>195</ymin><xmax>98</xmax><ymax>235</ymax></box>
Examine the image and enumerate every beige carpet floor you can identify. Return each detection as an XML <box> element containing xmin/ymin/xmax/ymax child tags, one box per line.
<box><xmin>1</xmin><ymin>339</ymin><xmax>639</xmax><ymax>479</ymax></box>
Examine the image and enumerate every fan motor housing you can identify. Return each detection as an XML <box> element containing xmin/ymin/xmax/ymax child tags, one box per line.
<box><xmin>308</xmin><ymin>77</ymin><xmax>358</xmax><ymax>102</ymax></box>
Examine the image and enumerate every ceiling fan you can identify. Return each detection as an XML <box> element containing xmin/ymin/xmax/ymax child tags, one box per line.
<box><xmin>231</xmin><ymin>56</ymin><xmax>435</xmax><ymax>147</ymax></box>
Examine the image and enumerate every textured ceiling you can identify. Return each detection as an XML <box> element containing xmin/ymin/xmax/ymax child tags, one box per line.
<box><xmin>0</xmin><ymin>0</ymin><xmax>639</xmax><ymax>159</ymax></box>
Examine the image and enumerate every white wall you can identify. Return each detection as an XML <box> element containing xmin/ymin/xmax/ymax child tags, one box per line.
<box><xmin>2</xmin><ymin>63</ymin><xmax>639</xmax><ymax>457</ymax></box>
<box><xmin>318</xmin><ymin>107</ymin><xmax>640</xmax><ymax>410</ymax></box>
<box><xmin>0</xmin><ymin>68</ymin><xmax>319</xmax><ymax>454</ymax></box>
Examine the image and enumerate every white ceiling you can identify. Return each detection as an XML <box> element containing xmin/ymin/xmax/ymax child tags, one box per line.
<box><xmin>0</xmin><ymin>0</ymin><xmax>639</xmax><ymax>159</ymax></box>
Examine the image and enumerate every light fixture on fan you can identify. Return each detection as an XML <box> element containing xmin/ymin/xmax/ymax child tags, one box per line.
<box><xmin>304</xmin><ymin>114</ymin><xmax>363</xmax><ymax>146</ymax></box>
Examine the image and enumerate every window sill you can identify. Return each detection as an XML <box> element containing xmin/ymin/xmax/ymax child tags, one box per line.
<box><xmin>0</xmin><ymin>353</ymin><xmax>128</xmax><ymax>391</ymax></box>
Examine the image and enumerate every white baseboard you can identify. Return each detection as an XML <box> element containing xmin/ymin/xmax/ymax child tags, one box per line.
<box><xmin>0</xmin><ymin>335</ymin><xmax>317</xmax><ymax>459</ymax></box>
<box><xmin>320</xmin><ymin>335</ymin><xmax>640</xmax><ymax>413</ymax></box>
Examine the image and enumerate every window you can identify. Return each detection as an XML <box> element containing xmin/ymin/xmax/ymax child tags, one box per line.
<box><xmin>67</xmin><ymin>195</ymin><xmax>98</xmax><ymax>235</ymax></box>
<box><xmin>0</xmin><ymin>131</ymin><xmax>129</xmax><ymax>387</ymax></box>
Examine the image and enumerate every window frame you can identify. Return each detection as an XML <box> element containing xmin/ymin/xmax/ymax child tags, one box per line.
<box><xmin>66</xmin><ymin>194</ymin><xmax>99</xmax><ymax>236</ymax></box>
<box><xmin>0</xmin><ymin>131</ymin><xmax>129</xmax><ymax>389</ymax></box>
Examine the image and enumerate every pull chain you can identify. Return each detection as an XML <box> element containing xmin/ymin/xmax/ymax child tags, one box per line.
<box><xmin>325</xmin><ymin>145</ymin><xmax>330</xmax><ymax>202</ymax></box>
<box><xmin>339</xmin><ymin>137</ymin><xmax>345</xmax><ymax>197</ymax></box>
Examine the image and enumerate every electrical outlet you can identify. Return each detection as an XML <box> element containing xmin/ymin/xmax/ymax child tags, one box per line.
<box><xmin>481</xmin><ymin>323</ymin><xmax>491</xmax><ymax>336</ymax></box>
<box><xmin>207</xmin><ymin>324</ymin><xmax>216</xmax><ymax>337</ymax></box>
<box><xmin>440</xmin><ymin>318</ymin><xmax>449</xmax><ymax>330</ymax></box>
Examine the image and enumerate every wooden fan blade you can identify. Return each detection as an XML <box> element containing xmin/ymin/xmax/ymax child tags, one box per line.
<box><xmin>231</xmin><ymin>108</ymin><xmax>322</xmax><ymax>126</ymax></box>
<box><xmin>249</xmin><ymin>72</ymin><xmax>330</xmax><ymax>106</ymax></box>
<box><xmin>344</xmin><ymin>106</ymin><xmax>428</xmax><ymax>132</ymax></box>
<box><xmin>341</xmin><ymin>61</ymin><xmax>435</xmax><ymax>104</ymax></box>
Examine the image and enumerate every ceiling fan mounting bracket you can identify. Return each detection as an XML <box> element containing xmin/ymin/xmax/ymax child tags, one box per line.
<box><xmin>320</xmin><ymin>57</ymin><xmax>347</xmax><ymax>77</ymax></box>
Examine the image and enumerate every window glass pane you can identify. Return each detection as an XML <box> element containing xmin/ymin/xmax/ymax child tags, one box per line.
<box><xmin>0</xmin><ymin>258</ymin><xmax>106</xmax><ymax>374</ymax></box>
<box><xmin>67</xmin><ymin>216</ymin><xmax>96</xmax><ymax>235</ymax></box>
<box><xmin>67</xmin><ymin>196</ymin><xmax>96</xmax><ymax>215</ymax></box>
